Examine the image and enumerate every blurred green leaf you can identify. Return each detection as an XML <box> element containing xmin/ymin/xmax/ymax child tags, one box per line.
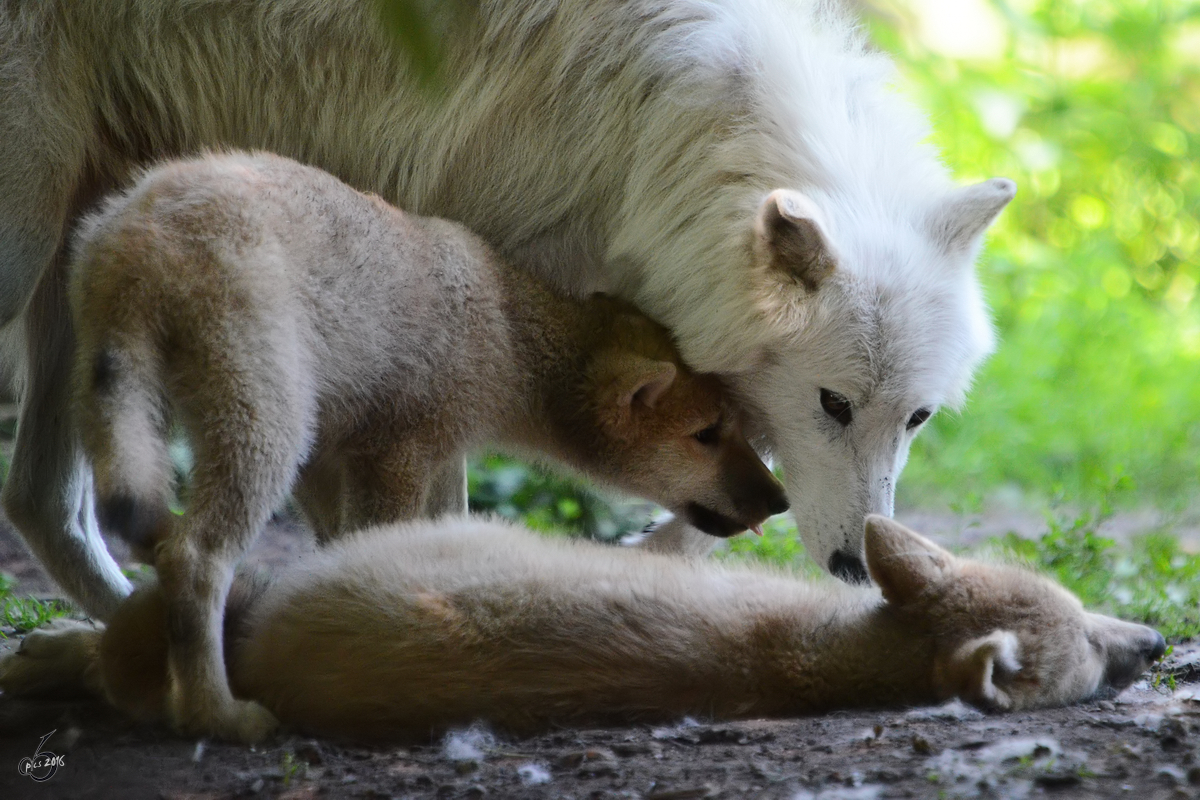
<box><xmin>373</xmin><ymin>0</ymin><xmax>477</xmax><ymax>87</ymax></box>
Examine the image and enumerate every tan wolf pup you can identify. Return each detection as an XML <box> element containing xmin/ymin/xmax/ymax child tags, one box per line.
<box><xmin>0</xmin><ymin>515</ymin><xmax>1164</xmax><ymax>742</ymax></box>
<box><xmin>67</xmin><ymin>152</ymin><xmax>789</xmax><ymax>742</ymax></box>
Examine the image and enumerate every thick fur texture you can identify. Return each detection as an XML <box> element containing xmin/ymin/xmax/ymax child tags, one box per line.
<box><xmin>66</xmin><ymin>151</ymin><xmax>787</xmax><ymax>742</ymax></box>
<box><xmin>0</xmin><ymin>0</ymin><xmax>1012</xmax><ymax>617</ymax></box>
<box><xmin>0</xmin><ymin>516</ymin><xmax>1164</xmax><ymax>742</ymax></box>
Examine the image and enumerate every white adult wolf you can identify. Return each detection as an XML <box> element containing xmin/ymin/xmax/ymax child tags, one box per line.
<box><xmin>0</xmin><ymin>0</ymin><xmax>1010</xmax><ymax>617</ymax></box>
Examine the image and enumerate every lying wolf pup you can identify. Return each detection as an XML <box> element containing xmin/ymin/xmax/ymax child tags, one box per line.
<box><xmin>67</xmin><ymin>152</ymin><xmax>787</xmax><ymax>742</ymax></box>
<box><xmin>0</xmin><ymin>516</ymin><xmax>1164</xmax><ymax>742</ymax></box>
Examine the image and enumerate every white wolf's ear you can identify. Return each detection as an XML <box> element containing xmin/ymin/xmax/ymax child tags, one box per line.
<box><xmin>938</xmin><ymin>630</ymin><xmax>1022</xmax><ymax>711</ymax></box>
<box><xmin>928</xmin><ymin>178</ymin><xmax>1016</xmax><ymax>255</ymax></box>
<box><xmin>754</xmin><ymin>190</ymin><xmax>838</xmax><ymax>292</ymax></box>
<box><xmin>864</xmin><ymin>515</ymin><xmax>953</xmax><ymax>605</ymax></box>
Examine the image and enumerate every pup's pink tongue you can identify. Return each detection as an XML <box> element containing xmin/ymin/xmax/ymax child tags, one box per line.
<box><xmin>751</xmin><ymin>524</ymin><xmax>764</xmax><ymax>537</ymax></box>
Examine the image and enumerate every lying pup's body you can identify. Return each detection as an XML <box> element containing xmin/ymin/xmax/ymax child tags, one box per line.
<box><xmin>67</xmin><ymin>152</ymin><xmax>787</xmax><ymax>741</ymax></box>
<box><xmin>2</xmin><ymin>516</ymin><xmax>1164</xmax><ymax>742</ymax></box>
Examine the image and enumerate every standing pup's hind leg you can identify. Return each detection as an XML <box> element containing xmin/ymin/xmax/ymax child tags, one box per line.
<box><xmin>154</xmin><ymin>334</ymin><xmax>311</xmax><ymax>742</ymax></box>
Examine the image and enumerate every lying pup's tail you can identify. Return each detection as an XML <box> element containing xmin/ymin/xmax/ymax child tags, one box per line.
<box><xmin>100</xmin><ymin>568</ymin><xmax>273</xmax><ymax>720</ymax></box>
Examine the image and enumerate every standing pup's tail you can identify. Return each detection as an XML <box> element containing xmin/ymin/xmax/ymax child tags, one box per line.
<box><xmin>70</xmin><ymin>238</ymin><xmax>175</xmax><ymax>561</ymax></box>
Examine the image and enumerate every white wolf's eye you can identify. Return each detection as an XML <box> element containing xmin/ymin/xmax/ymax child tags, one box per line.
<box><xmin>907</xmin><ymin>408</ymin><xmax>931</xmax><ymax>430</ymax></box>
<box><xmin>820</xmin><ymin>389</ymin><xmax>852</xmax><ymax>426</ymax></box>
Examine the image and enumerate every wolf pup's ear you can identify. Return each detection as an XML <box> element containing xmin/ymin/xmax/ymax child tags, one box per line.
<box><xmin>595</xmin><ymin>354</ymin><xmax>678</xmax><ymax>429</ymax></box>
<box><xmin>864</xmin><ymin>515</ymin><xmax>953</xmax><ymax>605</ymax></box>
<box><xmin>621</xmin><ymin>359</ymin><xmax>677</xmax><ymax>411</ymax></box>
<box><xmin>937</xmin><ymin>630</ymin><xmax>1022</xmax><ymax>711</ymax></box>
<box><xmin>928</xmin><ymin>178</ymin><xmax>1016</xmax><ymax>255</ymax></box>
<box><xmin>754</xmin><ymin>190</ymin><xmax>838</xmax><ymax>293</ymax></box>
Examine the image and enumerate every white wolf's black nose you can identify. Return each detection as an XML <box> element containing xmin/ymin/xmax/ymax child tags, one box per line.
<box><xmin>829</xmin><ymin>550</ymin><xmax>869</xmax><ymax>584</ymax></box>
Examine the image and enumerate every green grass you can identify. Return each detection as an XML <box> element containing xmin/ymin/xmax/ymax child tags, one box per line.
<box><xmin>0</xmin><ymin>573</ymin><xmax>72</xmax><ymax>635</ymax></box>
<box><xmin>468</xmin><ymin>454</ymin><xmax>653</xmax><ymax>541</ymax></box>
<box><xmin>989</xmin><ymin>509</ymin><xmax>1200</xmax><ymax>641</ymax></box>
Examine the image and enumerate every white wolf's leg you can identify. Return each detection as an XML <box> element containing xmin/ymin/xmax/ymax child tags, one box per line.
<box><xmin>0</xmin><ymin>40</ymin><xmax>127</xmax><ymax>618</ymax></box>
<box><xmin>422</xmin><ymin>457</ymin><xmax>468</xmax><ymax>517</ymax></box>
<box><xmin>627</xmin><ymin>515</ymin><xmax>722</xmax><ymax>558</ymax></box>
<box><xmin>1</xmin><ymin>267</ymin><xmax>132</xmax><ymax>620</ymax></box>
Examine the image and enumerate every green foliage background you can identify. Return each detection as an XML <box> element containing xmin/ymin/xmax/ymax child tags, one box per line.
<box><xmin>872</xmin><ymin>0</ymin><xmax>1200</xmax><ymax>510</ymax></box>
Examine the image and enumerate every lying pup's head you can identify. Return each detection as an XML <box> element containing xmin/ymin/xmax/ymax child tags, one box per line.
<box><xmin>581</xmin><ymin>309</ymin><xmax>788</xmax><ymax>537</ymax></box>
<box><xmin>865</xmin><ymin>515</ymin><xmax>1165</xmax><ymax>710</ymax></box>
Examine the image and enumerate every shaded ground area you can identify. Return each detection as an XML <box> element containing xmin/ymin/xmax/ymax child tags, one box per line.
<box><xmin>4</xmin><ymin>404</ymin><xmax>1200</xmax><ymax>798</ymax></box>
<box><xmin>3</xmin><ymin>636</ymin><xmax>1200</xmax><ymax>800</ymax></box>
<box><xmin>2</xmin><ymin>513</ymin><xmax>1200</xmax><ymax>799</ymax></box>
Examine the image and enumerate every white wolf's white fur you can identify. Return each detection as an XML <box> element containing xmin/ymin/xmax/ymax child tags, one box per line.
<box><xmin>0</xmin><ymin>0</ymin><xmax>1011</xmax><ymax>617</ymax></box>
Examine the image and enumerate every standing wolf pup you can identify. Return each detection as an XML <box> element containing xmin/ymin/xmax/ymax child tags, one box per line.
<box><xmin>69</xmin><ymin>151</ymin><xmax>787</xmax><ymax>742</ymax></box>
<box><xmin>0</xmin><ymin>0</ymin><xmax>1012</xmax><ymax>617</ymax></box>
<box><xmin>0</xmin><ymin>516</ymin><xmax>1165</xmax><ymax>741</ymax></box>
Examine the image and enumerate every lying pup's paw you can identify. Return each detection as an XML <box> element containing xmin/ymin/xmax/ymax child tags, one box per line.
<box><xmin>0</xmin><ymin>619</ymin><xmax>104</xmax><ymax>698</ymax></box>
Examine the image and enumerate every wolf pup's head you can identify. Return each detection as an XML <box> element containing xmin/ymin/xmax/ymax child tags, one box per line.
<box><xmin>583</xmin><ymin>321</ymin><xmax>788</xmax><ymax>536</ymax></box>
<box><xmin>865</xmin><ymin>515</ymin><xmax>1165</xmax><ymax>709</ymax></box>
<box><xmin>727</xmin><ymin>180</ymin><xmax>1015</xmax><ymax>582</ymax></box>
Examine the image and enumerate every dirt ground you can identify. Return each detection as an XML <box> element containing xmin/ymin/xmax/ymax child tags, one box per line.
<box><xmin>2</xmin><ymin>512</ymin><xmax>1200</xmax><ymax>800</ymax></box>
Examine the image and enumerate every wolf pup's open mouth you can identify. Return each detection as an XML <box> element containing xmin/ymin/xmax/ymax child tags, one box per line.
<box><xmin>686</xmin><ymin>503</ymin><xmax>754</xmax><ymax>538</ymax></box>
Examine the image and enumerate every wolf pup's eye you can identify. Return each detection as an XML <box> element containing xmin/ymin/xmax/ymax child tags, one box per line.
<box><xmin>906</xmin><ymin>408</ymin><xmax>931</xmax><ymax>430</ymax></box>
<box><xmin>693</xmin><ymin>423</ymin><xmax>720</xmax><ymax>446</ymax></box>
<box><xmin>820</xmin><ymin>389</ymin><xmax>852</xmax><ymax>426</ymax></box>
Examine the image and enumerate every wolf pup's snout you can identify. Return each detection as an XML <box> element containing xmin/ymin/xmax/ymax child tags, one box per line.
<box><xmin>1097</xmin><ymin>621</ymin><xmax>1166</xmax><ymax>693</ymax></box>
<box><xmin>718</xmin><ymin>435</ymin><xmax>789</xmax><ymax>535</ymax></box>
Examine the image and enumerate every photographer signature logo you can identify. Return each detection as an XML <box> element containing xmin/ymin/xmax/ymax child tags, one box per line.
<box><xmin>17</xmin><ymin>730</ymin><xmax>65</xmax><ymax>782</ymax></box>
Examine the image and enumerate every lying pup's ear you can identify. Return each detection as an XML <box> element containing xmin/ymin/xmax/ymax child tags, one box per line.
<box><xmin>754</xmin><ymin>190</ymin><xmax>838</xmax><ymax>293</ymax></box>
<box><xmin>937</xmin><ymin>630</ymin><xmax>1022</xmax><ymax>711</ymax></box>
<box><xmin>864</xmin><ymin>515</ymin><xmax>953</xmax><ymax>605</ymax></box>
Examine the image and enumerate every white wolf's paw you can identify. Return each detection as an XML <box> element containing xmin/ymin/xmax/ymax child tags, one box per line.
<box><xmin>0</xmin><ymin>619</ymin><xmax>103</xmax><ymax>698</ymax></box>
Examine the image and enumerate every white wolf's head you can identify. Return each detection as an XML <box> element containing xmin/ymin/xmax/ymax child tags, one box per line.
<box><xmin>732</xmin><ymin>180</ymin><xmax>1014</xmax><ymax>581</ymax></box>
